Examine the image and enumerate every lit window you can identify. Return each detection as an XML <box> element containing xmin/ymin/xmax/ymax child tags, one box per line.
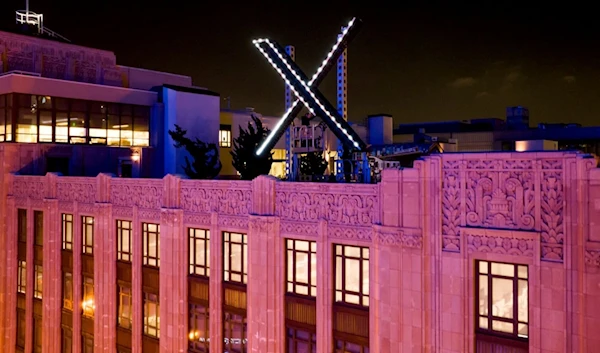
<box><xmin>143</xmin><ymin>223</ymin><xmax>160</xmax><ymax>267</ymax></box>
<box><xmin>17</xmin><ymin>209</ymin><xmax>27</xmax><ymax>243</ymax></box>
<box><xmin>63</xmin><ymin>272</ymin><xmax>73</xmax><ymax>310</ymax></box>
<box><xmin>223</xmin><ymin>232</ymin><xmax>247</xmax><ymax>284</ymax></box>
<box><xmin>82</xmin><ymin>276</ymin><xmax>95</xmax><ymax>318</ymax></box>
<box><xmin>189</xmin><ymin>228</ymin><xmax>210</xmax><ymax>277</ymax></box>
<box><xmin>143</xmin><ymin>292</ymin><xmax>160</xmax><ymax>338</ymax></box>
<box><xmin>82</xmin><ymin>216</ymin><xmax>94</xmax><ymax>255</ymax></box>
<box><xmin>62</xmin><ymin>214</ymin><xmax>73</xmax><ymax>250</ymax></box>
<box><xmin>219</xmin><ymin>124</ymin><xmax>231</xmax><ymax>148</ymax></box>
<box><xmin>334</xmin><ymin>244</ymin><xmax>370</xmax><ymax>307</ymax></box>
<box><xmin>476</xmin><ymin>260</ymin><xmax>529</xmax><ymax>339</ymax></box>
<box><xmin>117</xmin><ymin>220</ymin><xmax>132</xmax><ymax>262</ymax></box>
<box><xmin>223</xmin><ymin>311</ymin><xmax>247</xmax><ymax>352</ymax></box>
<box><xmin>188</xmin><ymin>304</ymin><xmax>209</xmax><ymax>352</ymax></box>
<box><xmin>287</xmin><ymin>328</ymin><xmax>316</xmax><ymax>353</ymax></box>
<box><xmin>17</xmin><ymin>260</ymin><xmax>26</xmax><ymax>294</ymax></box>
<box><xmin>118</xmin><ymin>285</ymin><xmax>133</xmax><ymax>329</ymax></box>
<box><xmin>34</xmin><ymin>210</ymin><xmax>43</xmax><ymax>246</ymax></box>
<box><xmin>286</xmin><ymin>239</ymin><xmax>317</xmax><ymax>297</ymax></box>
<box><xmin>34</xmin><ymin>265</ymin><xmax>43</xmax><ymax>299</ymax></box>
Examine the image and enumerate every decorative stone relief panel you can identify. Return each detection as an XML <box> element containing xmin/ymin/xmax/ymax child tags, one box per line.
<box><xmin>585</xmin><ymin>250</ymin><xmax>600</xmax><ymax>267</ymax></box>
<box><xmin>328</xmin><ymin>225</ymin><xmax>372</xmax><ymax>243</ymax></box>
<box><xmin>463</xmin><ymin>227</ymin><xmax>537</xmax><ymax>258</ymax></box>
<box><xmin>249</xmin><ymin>216</ymin><xmax>277</xmax><ymax>234</ymax></box>
<box><xmin>218</xmin><ymin>215</ymin><xmax>249</xmax><ymax>230</ymax></box>
<box><xmin>183</xmin><ymin>213</ymin><xmax>212</xmax><ymax>227</ymax></box>
<box><xmin>373</xmin><ymin>226</ymin><xmax>423</xmax><ymax>249</ymax></box>
<box><xmin>110</xmin><ymin>179</ymin><xmax>163</xmax><ymax>210</ymax></box>
<box><xmin>280</xmin><ymin>220</ymin><xmax>319</xmax><ymax>238</ymax></box>
<box><xmin>442</xmin><ymin>157</ymin><xmax>566</xmax><ymax>261</ymax></box>
<box><xmin>56</xmin><ymin>178</ymin><xmax>96</xmax><ymax>204</ymax></box>
<box><xmin>112</xmin><ymin>206</ymin><xmax>133</xmax><ymax>219</ymax></box>
<box><xmin>180</xmin><ymin>180</ymin><xmax>252</xmax><ymax>216</ymax></box>
<box><xmin>275</xmin><ymin>183</ymin><xmax>379</xmax><ymax>226</ymax></box>
<box><xmin>12</xmin><ymin>176</ymin><xmax>45</xmax><ymax>200</ymax></box>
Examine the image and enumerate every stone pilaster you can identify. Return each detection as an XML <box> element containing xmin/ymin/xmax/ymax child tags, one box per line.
<box><xmin>209</xmin><ymin>212</ymin><xmax>223</xmax><ymax>353</ymax></box>
<box><xmin>73</xmin><ymin>202</ymin><xmax>83</xmax><ymax>353</ymax></box>
<box><xmin>315</xmin><ymin>220</ymin><xmax>332</xmax><ymax>353</ymax></box>
<box><xmin>247</xmin><ymin>215</ymin><xmax>283</xmax><ymax>353</ymax></box>
<box><xmin>131</xmin><ymin>206</ymin><xmax>143</xmax><ymax>353</ymax></box>
<box><xmin>42</xmin><ymin>198</ymin><xmax>61</xmax><ymax>353</ymax></box>
<box><xmin>94</xmin><ymin>202</ymin><xmax>115</xmax><ymax>353</ymax></box>
<box><xmin>159</xmin><ymin>208</ymin><xmax>187</xmax><ymax>353</ymax></box>
<box><xmin>3</xmin><ymin>196</ymin><xmax>17</xmax><ymax>352</ymax></box>
<box><xmin>24</xmin><ymin>203</ymin><xmax>34</xmax><ymax>353</ymax></box>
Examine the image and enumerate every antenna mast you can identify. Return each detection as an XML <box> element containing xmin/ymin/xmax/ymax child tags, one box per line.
<box><xmin>16</xmin><ymin>0</ymin><xmax>71</xmax><ymax>42</ymax></box>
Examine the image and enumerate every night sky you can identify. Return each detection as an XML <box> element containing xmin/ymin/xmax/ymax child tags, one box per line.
<box><xmin>4</xmin><ymin>1</ymin><xmax>600</xmax><ymax>126</ymax></box>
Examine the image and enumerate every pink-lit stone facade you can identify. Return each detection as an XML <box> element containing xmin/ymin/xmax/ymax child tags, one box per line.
<box><xmin>0</xmin><ymin>151</ymin><xmax>599</xmax><ymax>353</ymax></box>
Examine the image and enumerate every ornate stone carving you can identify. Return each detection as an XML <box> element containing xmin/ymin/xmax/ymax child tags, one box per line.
<box><xmin>374</xmin><ymin>227</ymin><xmax>422</xmax><ymax>249</ymax></box>
<box><xmin>276</xmin><ymin>183</ymin><xmax>379</xmax><ymax>226</ymax></box>
<box><xmin>401</xmin><ymin>230</ymin><xmax>423</xmax><ymax>249</ymax></box>
<box><xmin>218</xmin><ymin>215</ymin><xmax>249</xmax><ymax>230</ymax></box>
<box><xmin>12</xmin><ymin>177</ymin><xmax>45</xmax><ymax>200</ymax></box>
<box><xmin>183</xmin><ymin>213</ymin><xmax>212</xmax><ymax>227</ymax></box>
<box><xmin>442</xmin><ymin>160</ymin><xmax>461</xmax><ymax>252</ymax></box>
<box><xmin>77</xmin><ymin>203</ymin><xmax>96</xmax><ymax>215</ymax></box>
<box><xmin>111</xmin><ymin>180</ymin><xmax>163</xmax><ymax>209</ymax></box>
<box><xmin>58</xmin><ymin>201</ymin><xmax>74</xmax><ymax>213</ymax></box>
<box><xmin>112</xmin><ymin>206</ymin><xmax>133</xmax><ymax>219</ymax></box>
<box><xmin>180</xmin><ymin>180</ymin><xmax>252</xmax><ymax>216</ymax></box>
<box><xmin>585</xmin><ymin>250</ymin><xmax>600</xmax><ymax>267</ymax></box>
<box><xmin>249</xmin><ymin>217</ymin><xmax>277</xmax><ymax>233</ymax></box>
<box><xmin>57</xmin><ymin>179</ymin><xmax>96</xmax><ymax>203</ymax></box>
<box><xmin>328</xmin><ymin>225</ymin><xmax>372</xmax><ymax>242</ymax></box>
<box><xmin>139</xmin><ymin>209</ymin><xmax>161</xmax><ymax>221</ymax></box>
<box><xmin>466</xmin><ymin>233</ymin><xmax>536</xmax><ymax>257</ymax></box>
<box><xmin>280</xmin><ymin>221</ymin><xmax>319</xmax><ymax>237</ymax></box>
<box><xmin>540</xmin><ymin>170</ymin><xmax>564</xmax><ymax>261</ymax></box>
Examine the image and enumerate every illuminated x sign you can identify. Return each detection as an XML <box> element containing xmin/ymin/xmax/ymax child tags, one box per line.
<box><xmin>253</xmin><ymin>18</ymin><xmax>367</xmax><ymax>156</ymax></box>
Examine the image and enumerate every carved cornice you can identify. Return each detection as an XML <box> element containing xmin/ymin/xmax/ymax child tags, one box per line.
<box><xmin>183</xmin><ymin>213</ymin><xmax>211</xmax><ymax>227</ymax></box>
<box><xmin>218</xmin><ymin>215</ymin><xmax>249</xmax><ymax>230</ymax></box>
<box><xmin>462</xmin><ymin>228</ymin><xmax>537</xmax><ymax>258</ymax></box>
<box><xmin>279</xmin><ymin>220</ymin><xmax>319</xmax><ymax>238</ymax></box>
<box><xmin>328</xmin><ymin>225</ymin><xmax>372</xmax><ymax>243</ymax></box>
<box><xmin>248</xmin><ymin>216</ymin><xmax>277</xmax><ymax>233</ymax></box>
<box><xmin>373</xmin><ymin>226</ymin><xmax>422</xmax><ymax>249</ymax></box>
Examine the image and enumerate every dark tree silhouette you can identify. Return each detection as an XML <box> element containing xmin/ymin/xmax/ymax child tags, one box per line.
<box><xmin>230</xmin><ymin>115</ymin><xmax>273</xmax><ymax>180</ymax></box>
<box><xmin>168</xmin><ymin>124</ymin><xmax>222</xmax><ymax>179</ymax></box>
<box><xmin>299</xmin><ymin>152</ymin><xmax>328</xmax><ymax>176</ymax></box>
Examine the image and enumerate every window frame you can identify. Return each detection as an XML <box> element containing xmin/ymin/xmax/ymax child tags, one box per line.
<box><xmin>17</xmin><ymin>209</ymin><xmax>27</xmax><ymax>243</ymax></box>
<box><xmin>286</xmin><ymin>327</ymin><xmax>317</xmax><ymax>353</ymax></box>
<box><xmin>117</xmin><ymin>220</ymin><xmax>132</xmax><ymax>262</ymax></box>
<box><xmin>223</xmin><ymin>310</ymin><xmax>247</xmax><ymax>352</ymax></box>
<box><xmin>285</xmin><ymin>239</ymin><xmax>317</xmax><ymax>297</ymax></box>
<box><xmin>63</xmin><ymin>271</ymin><xmax>73</xmax><ymax>311</ymax></box>
<box><xmin>16</xmin><ymin>308</ymin><xmax>26</xmax><ymax>349</ymax></box>
<box><xmin>189</xmin><ymin>228</ymin><xmax>210</xmax><ymax>277</ymax></box>
<box><xmin>142</xmin><ymin>223</ymin><xmax>160</xmax><ymax>267</ymax></box>
<box><xmin>33</xmin><ymin>210</ymin><xmax>43</xmax><ymax>246</ymax></box>
<box><xmin>475</xmin><ymin>260</ymin><xmax>529</xmax><ymax>343</ymax></box>
<box><xmin>223</xmin><ymin>232</ymin><xmax>247</xmax><ymax>285</ymax></box>
<box><xmin>17</xmin><ymin>260</ymin><xmax>26</xmax><ymax>294</ymax></box>
<box><xmin>188</xmin><ymin>303</ymin><xmax>210</xmax><ymax>352</ymax></box>
<box><xmin>143</xmin><ymin>292</ymin><xmax>160</xmax><ymax>338</ymax></box>
<box><xmin>33</xmin><ymin>314</ymin><xmax>43</xmax><ymax>353</ymax></box>
<box><xmin>334</xmin><ymin>339</ymin><xmax>370</xmax><ymax>353</ymax></box>
<box><xmin>82</xmin><ymin>333</ymin><xmax>94</xmax><ymax>353</ymax></box>
<box><xmin>117</xmin><ymin>284</ymin><xmax>133</xmax><ymax>329</ymax></box>
<box><xmin>82</xmin><ymin>216</ymin><xmax>94</xmax><ymax>255</ymax></box>
<box><xmin>34</xmin><ymin>264</ymin><xmax>43</xmax><ymax>299</ymax></box>
<box><xmin>61</xmin><ymin>213</ymin><xmax>73</xmax><ymax>251</ymax></box>
<box><xmin>219</xmin><ymin>124</ymin><xmax>232</xmax><ymax>148</ymax></box>
<box><xmin>82</xmin><ymin>276</ymin><xmax>95</xmax><ymax>318</ymax></box>
<box><xmin>333</xmin><ymin>244</ymin><xmax>370</xmax><ymax>308</ymax></box>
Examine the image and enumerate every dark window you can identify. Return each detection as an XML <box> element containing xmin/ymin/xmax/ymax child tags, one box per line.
<box><xmin>82</xmin><ymin>276</ymin><xmax>94</xmax><ymax>318</ymax></box>
<box><xmin>219</xmin><ymin>124</ymin><xmax>232</xmax><ymax>148</ymax></box>
<box><xmin>143</xmin><ymin>292</ymin><xmax>160</xmax><ymax>338</ymax></box>
<box><xmin>34</xmin><ymin>265</ymin><xmax>42</xmax><ymax>299</ymax></box>
<box><xmin>334</xmin><ymin>244</ymin><xmax>370</xmax><ymax>307</ymax></box>
<box><xmin>47</xmin><ymin>157</ymin><xmax>70</xmax><ymax>176</ymax></box>
<box><xmin>189</xmin><ymin>228</ymin><xmax>210</xmax><ymax>277</ymax></box>
<box><xmin>476</xmin><ymin>261</ymin><xmax>529</xmax><ymax>341</ymax></box>
<box><xmin>223</xmin><ymin>311</ymin><xmax>247</xmax><ymax>352</ymax></box>
<box><xmin>61</xmin><ymin>326</ymin><xmax>73</xmax><ymax>353</ymax></box>
<box><xmin>82</xmin><ymin>334</ymin><xmax>94</xmax><ymax>353</ymax></box>
<box><xmin>16</xmin><ymin>308</ymin><xmax>26</xmax><ymax>349</ymax></box>
<box><xmin>189</xmin><ymin>304</ymin><xmax>209</xmax><ymax>352</ymax></box>
<box><xmin>223</xmin><ymin>232</ymin><xmax>247</xmax><ymax>284</ymax></box>
<box><xmin>82</xmin><ymin>216</ymin><xmax>94</xmax><ymax>255</ymax></box>
<box><xmin>287</xmin><ymin>328</ymin><xmax>316</xmax><ymax>353</ymax></box>
<box><xmin>63</xmin><ymin>272</ymin><xmax>73</xmax><ymax>310</ymax></box>
<box><xmin>119</xmin><ymin>161</ymin><xmax>133</xmax><ymax>178</ymax></box>
<box><xmin>62</xmin><ymin>214</ymin><xmax>73</xmax><ymax>250</ymax></box>
<box><xmin>33</xmin><ymin>315</ymin><xmax>42</xmax><ymax>353</ymax></box>
<box><xmin>17</xmin><ymin>260</ymin><xmax>26</xmax><ymax>294</ymax></box>
<box><xmin>117</xmin><ymin>220</ymin><xmax>132</xmax><ymax>262</ymax></box>
<box><xmin>118</xmin><ymin>284</ymin><xmax>132</xmax><ymax>329</ymax></box>
<box><xmin>142</xmin><ymin>223</ymin><xmax>160</xmax><ymax>267</ymax></box>
<box><xmin>34</xmin><ymin>210</ymin><xmax>43</xmax><ymax>246</ymax></box>
<box><xmin>334</xmin><ymin>340</ymin><xmax>369</xmax><ymax>353</ymax></box>
<box><xmin>286</xmin><ymin>239</ymin><xmax>317</xmax><ymax>297</ymax></box>
<box><xmin>17</xmin><ymin>209</ymin><xmax>27</xmax><ymax>243</ymax></box>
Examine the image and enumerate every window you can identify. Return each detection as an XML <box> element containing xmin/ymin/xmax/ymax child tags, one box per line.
<box><xmin>223</xmin><ymin>232</ymin><xmax>247</xmax><ymax>284</ymax></box>
<box><xmin>143</xmin><ymin>223</ymin><xmax>160</xmax><ymax>267</ymax></box>
<box><xmin>143</xmin><ymin>292</ymin><xmax>160</xmax><ymax>338</ymax></box>
<box><xmin>61</xmin><ymin>326</ymin><xmax>73</xmax><ymax>353</ymax></box>
<box><xmin>33</xmin><ymin>315</ymin><xmax>42</xmax><ymax>353</ymax></box>
<box><xmin>219</xmin><ymin>124</ymin><xmax>232</xmax><ymax>148</ymax></box>
<box><xmin>334</xmin><ymin>244</ymin><xmax>370</xmax><ymax>307</ymax></box>
<box><xmin>82</xmin><ymin>276</ymin><xmax>95</xmax><ymax>318</ymax></box>
<box><xmin>16</xmin><ymin>309</ymin><xmax>26</xmax><ymax>349</ymax></box>
<box><xmin>39</xmin><ymin>107</ymin><xmax>52</xmax><ymax>142</ymax></box>
<box><xmin>82</xmin><ymin>334</ymin><xmax>94</xmax><ymax>353</ymax></box>
<box><xmin>0</xmin><ymin>94</ymin><xmax>5</xmax><ymax>142</ymax></box>
<box><xmin>47</xmin><ymin>157</ymin><xmax>70</xmax><ymax>176</ymax></box>
<box><xmin>223</xmin><ymin>311</ymin><xmax>247</xmax><ymax>352</ymax></box>
<box><xmin>89</xmin><ymin>102</ymin><xmax>107</xmax><ymax>144</ymax></box>
<box><xmin>82</xmin><ymin>216</ymin><xmax>94</xmax><ymax>254</ymax></box>
<box><xmin>34</xmin><ymin>210</ymin><xmax>43</xmax><ymax>246</ymax></box>
<box><xmin>286</xmin><ymin>239</ymin><xmax>317</xmax><ymax>297</ymax></box>
<box><xmin>117</xmin><ymin>220</ymin><xmax>132</xmax><ymax>262</ymax></box>
<box><xmin>63</xmin><ymin>272</ymin><xmax>73</xmax><ymax>310</ymax></box>
<box><xmin>334</xmin><ymin>340</ymin><xmax>369</xmax><ymax>353</ymax></box>
<box><xmin>69</xmin><ymin>100</ymin><xmax>87</xmax><ymax>144</ymax></box>
<box><xmin>476</xmin><ymin>260</ymin><xmax>529</xmax><ymax>339</ymax></box>
<box><xmin>34</xmin><ymin>265</ymin><xmax>43</xmax><ymax>299</ymax></box>
<box><xmin>62</xmin><ymin>214</ymin><xmax>73</xmax><ymax>250</ymax></box>
<box><xmin>189</xmin><ymin>304</ymin><xmax>209</xmax><ymax>352</ymax></box>
<box><xmin>120</xmin><ymin>106</ymin><xmax>133</xmax><ymax>146</ymax></box>
<box><xmin>118</xmin><ymin>285</ymin><xmax>133</xmax><ymax>329</ymax></box>
<box><xmin>133</xmin><ymin>106</ymin><xmax>150</xmax><ymax>146</ymax></box>
<box><xmin>17</xmin><ymin>260</ymin><xmax>26</xmax><ymax>294</ymax></box>
<box><xmin>189</xmin><ymin>228</ymin><xmax>210</xmax><ymax>277</ymax></box>
<box><xmin>287</xmin><ymin>328</ymin><xmax>316</xmax><ymax>353</ymax></box>
<box><xmin>16</xmin><ymin>94</ymin><xmax>37</xmax><ymax>143</ymax></box>
<box><xmin>17</xmin><ymin>209</ymin><xmax>27</xmax><ymax>243</ymax></box>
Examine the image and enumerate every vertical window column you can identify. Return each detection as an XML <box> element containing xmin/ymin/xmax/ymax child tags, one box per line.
<box><xmin>188</xmin><ymin>228</ymin><xmax>211</xmax><ymax>352</ymax></box>
<box><xmin>222</xmin><ymin>232</ymin><xmax>248</xmax><ymax>353</ymax></box>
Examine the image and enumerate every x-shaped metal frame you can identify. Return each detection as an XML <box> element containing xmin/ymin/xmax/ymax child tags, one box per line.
<box><xmin>253</xmin><ymin>18</ymin><xmax>367</xmax><ymax>156</ymax></box>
